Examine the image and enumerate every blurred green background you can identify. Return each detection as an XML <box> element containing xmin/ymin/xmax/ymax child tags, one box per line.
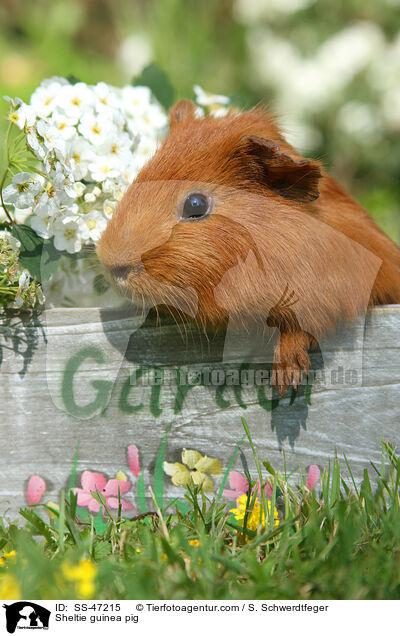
<box><xmin>0</xmin><ymin>0</ymin><xmax>399</xmax><ymax>242</ymax></box>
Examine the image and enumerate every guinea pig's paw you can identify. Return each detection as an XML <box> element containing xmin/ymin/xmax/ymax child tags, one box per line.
<box><xmin>272</xmin><ymin>331</ymin><xmax>311</xmax><ymax>397</ymax></box>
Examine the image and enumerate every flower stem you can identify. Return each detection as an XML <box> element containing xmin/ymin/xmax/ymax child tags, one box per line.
<box><xmin>0</xmin><ymin>168</ymin><xmax>14</xmax><ymax>225</ymax></box>
<box><xmin>1</xmin><ymin>121</ymin><xmax>15</xmax><ymax>225</ymax></box>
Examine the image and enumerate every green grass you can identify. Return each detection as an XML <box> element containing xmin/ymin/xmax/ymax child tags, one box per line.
<box><xmin>1</xmin><ymin>433</ymin><xmax>400</xmax><ymax>600</ymax></box>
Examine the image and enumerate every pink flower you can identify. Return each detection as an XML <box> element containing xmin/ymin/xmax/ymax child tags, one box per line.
<box><xmin>127</xmin><ymin>444</ymin><xmax>140</xmax><ymax>477</ymax></box>
<box><xmin>26</xmin><ymin>476</ymin><xmax>46</xmax><ymax>505</ymax></box>
<box><xmin>306</xmin><ymin>465</ymin><xmax>321</xmax><ymax>490</ymax></box>
<box><xmin>222</xmin><ymin>471</ymin><xmax>249</xmax><ymax>500</ymax></box>
<box><xmin>74</xmin><ymin>471</ymin><xmax>134</xmax><ymax>513</ymax></box>
<box><xmin>222</xmin><ymin>470</ymin><xmax>273</xmax><ymax>501</ymax></box>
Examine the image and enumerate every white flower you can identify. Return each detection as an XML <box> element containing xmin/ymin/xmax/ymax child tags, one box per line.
<box><xmin>14</xmin><ymin>207</ymin><xmax>33</xmax><ymax>224</ymax></box>
<box><xmin>317</xmin><ymin>22</ymin><xmax>384</xmax><ymax>86</ymax></box>
<box><xmin>2</xmin><ymin>76</ymin><xmax>171</xmax><ymax>264</ymax></box>
<box><xmin>381</xmin><ymin>88</ymin><xmax>400</xmax><ymax>131</ymax></box>
<box><xmin>78</xmin><ymin>110</ymin><xmax>116</xmax><ymax>146</ymax></box>
<box><xmin>30</xmin><ymin>80</ymin><xmax>64</xmax><ymax>117</ymax></box>
<box><xmin>209</xmin><ymin>105</ymin><xmax>229</xmax><ymax>118</ymax></box>
<box><xmin>103</xmin><ymin>199</ymin><xmax>115</xmax><ymax>218</ymax></box>
<box><xmin>54</xmin><ymin>82</ymin><xmax>95</xmax><ymax>122</ymax></box>
<box><xmin>52</xmin><ymin>215</ymin><xmax>83</xmax><ymax>253</ymax></box>
<box><xmin>92</xmin><ymin>82</ymin><xmax>120</xmax><ymax>112</ymax></box>
<box><xmin>36</xmin><ymin>119</ymin><xmax>66</xmax><ymax>154</ymax></box>
<box><xmin>88</xmin><ymin>155</ymin><xmax>120</xmax><ymax>182</ymax></box>
<box><xmin>247</xmin><ymin>23</ymin><xmax>385</xmax><ymax>115</ymax></box>
<box><xmin>193</xmin><ymin>85</ymin><xmax>230</xmax><ymax>107</ymax></box>
<box><xmin>234</xmin><ymin>0</ymin><xmax>315</xmax><ymax>23</ymax></box>
<box><xmin>101</xmin><ymin>180</ymin><xmax>127</xmax><ymax>200</ymax></box>
<box><xmin>80</xmin><ymin>210</ymin><xmax>108</xmax><ymax>242</ymax></box>
<box><xmin>25</xmin><ymin>126</ymin><xmax>46</xmax><ymax>159</ymax></box>
<box><xmin>368</xmin><ymin>33</ymin><xmax>400</xmax><ymax>92</ymax></box>
<box><xmin>133</xmin><ymin>104</ymin><xmax>168</xmax><ymax>138</ymax></box>
<box><xmin>48</xmin><ymin>112</ymin><xmax>77</xmax><ymax>140</ymax></box>
<box><xmin>8</xmin><ymin>103</ymin><xmax>36</xmax><ymax>130</ymax></box>
<box><xmin>33</xmin><ymin>171</ymin><xmax>72</xmax><ymax>223</ymax></box>
<box><xmin>30</xmin><ymin>204</ymin><xmax>54</xmax><ymax>239</ymax></box>
<box><xmin>121</xmin><ymin>85</ymin><xmax>152</xmax><ymax>117</ymax></box>
<box><xmin>3</xmin><ymin>95</ymin><xmax>20</xmax><ymax>108</ymax></box>
<box><xmin>84</xmin><ymin>186</ymin><xmax>102</xmax><ymax>203</ymax></box>
<box><xmin>59</xmin><ymin>137</ymin><xmax>95</xmax><ymax>181</ymax></box>
<box><xmin>2</xmin><ymin>172</ymin><xmax>43</xmax><ymax>209</ymax></box>
<box><xmin>97</xmin><ymin>133</ymin><xmax>133</xmax><ymax>170</ymax></box>
<box><xmin>337</xmin><ymin>101</ymin><xmax>382</xmax><ymax>142</ymax></box>
<box><xmin>117</xmin><ymin>34</ymin><xmax>153</xmax><ymax>79</ymax></box>
<box><xmin>64</xmin><ymin>181</ymin><xmax>86</xmax><ymax>199</ymax></box>
<box><xmin>0</xmin><ymin>204</ymin><xmax>31</xmax><ymax>225</ymax></box>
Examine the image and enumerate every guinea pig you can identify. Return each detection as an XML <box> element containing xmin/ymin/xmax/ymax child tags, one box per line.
<box><xmin>96</xmin><ymin>99</ymin><xmax>400</xmax><ymax>394</ymax></box>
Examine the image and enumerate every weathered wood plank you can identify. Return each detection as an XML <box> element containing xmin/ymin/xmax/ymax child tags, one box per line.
<box><xmin>0</xmin><ymin>306</ymin><xmax>399</xmax><ymax>516</ymax></box>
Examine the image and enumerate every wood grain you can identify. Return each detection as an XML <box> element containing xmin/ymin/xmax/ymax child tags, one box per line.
<box><xmin>0</xmin><ymin>306</ymin><xmax>399</xmax><ymax>516</ymax></box>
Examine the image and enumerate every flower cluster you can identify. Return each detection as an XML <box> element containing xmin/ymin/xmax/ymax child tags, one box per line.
<box><xmin>164</xmin><ymin>448</ymin><xmax>222</xmax><ymax>492</ymax></box>
<box><xmin>0</xmin><ymin>78</ymin><xmax>230</xmax><ymax>307</ymax></box>
<box><xmin>61</xmin><ymin>558</ymin><xmax>97</xmax><ymax>598</ymax></box>
<box><xmin>230</xmin><ymin>493</ymin><xmax>280</xmax><ymax>532</ymax></box>
<box><xmin>234</xmin><ymin>0</ymin><xmax>400</xmax><ymax>169</ymax></box>
<box><xmin>25</xmin><ymin>444</ymin><xmax>140</xmax><ymax>515</ymax></box>
<box><xmin>3</xmin><ymin>78</ymin><xmax>168</xmax><ymax>254</ymax></box>
<box><xmin>0</xmin><ymin>230</ymin><xmax>44</xmax><ymax>310</ymax></box>
<box><xmin>74</xmin><ymin>470</ymin><xmax>134</xmax><ymax>513</ymax></box>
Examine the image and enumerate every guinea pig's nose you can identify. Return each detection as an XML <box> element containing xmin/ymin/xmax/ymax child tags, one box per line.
<box><xmin>109</xmin><ymin>265</ymin><xmax>132</xmax><ymax>280</ymax></box>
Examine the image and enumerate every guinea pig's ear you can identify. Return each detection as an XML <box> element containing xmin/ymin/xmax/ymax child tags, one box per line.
<box><xmin>169</xmin><ymin>100</ymin><xmax>197</xmax><ymax>126</ymax></box>
<box><xmin>239</xmin><ymin>135</ymin><xmax>322</xmax><ymax>203</ymax></box>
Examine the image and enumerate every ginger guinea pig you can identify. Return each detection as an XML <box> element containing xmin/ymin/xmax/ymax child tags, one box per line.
<box><xmin>97</xmin><ymin>99</ymin><xmax>400</xmax><ymax>394</ymax></box>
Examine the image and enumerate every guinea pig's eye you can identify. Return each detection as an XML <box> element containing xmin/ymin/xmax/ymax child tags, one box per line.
<box><xmin>181</xmin><ymin>192</ymin><xmax>210</xmax><ymax>220</ymax></box>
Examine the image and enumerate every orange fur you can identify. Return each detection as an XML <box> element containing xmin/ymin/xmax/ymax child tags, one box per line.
<box><xmin>97</xmin><ymin>101</ymin><xmax>400</xmax><ymax>393</ymax></box>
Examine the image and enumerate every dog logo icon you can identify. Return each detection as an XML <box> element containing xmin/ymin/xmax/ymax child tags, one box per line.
<box><xmin>3</xmin><ymin>602</ymin><xmax>50</xmax><ymax>633</ymax></box>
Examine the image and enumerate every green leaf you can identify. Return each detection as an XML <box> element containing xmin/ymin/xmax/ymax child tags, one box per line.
<box><xmin>133</xmin><ymin>63</ymin><xmax>175</xmax><ymax>110</ymax></box>
<box><xmin>263</xmin><ymin>460</ymin><xmax>276</xmax><ymax>476</ymax></box>
<box><xmin>18</xmin><ymin>507</ymin><xmax>55</xmax><ymax>545</ymax></box>
<box><xmin>153</xmin><ymin>427</ymin><xmax>169</xmax><ymax>510</ymax></box>
<box><xmin>93</xmin><ymin>273</ymin><xmax>110</xmax><ymax>296</ymax></box>
<box><xmin>12</xmin><ymin>224</ymin><xmax>44</xmax><ymax>280</ymax></box>
<box><xmin>136</xmin><ymin>470</ymin><xmax>147</xmax><ymax>515</ymax></box>
<box><xmin>93</xmin><ymin>540</ymin><xmax>112</xmax><ymax>560</ymax></box>
<box><xmin>67</xmin><ymin>440</ymin><xmax>80</xmax><ymax>492</ymax></box>
<box><xmin>11</xmin><ymin>225</ymin><xmax>61</xmax><ymax>282</ymax></box>
<box><xmin>217</xmin><ymin>434</ymin><xmax>245</xmax><ymax>500</ymax></box>
<box><xmin>94</xmin><ymin>513</ymin><xmax>107</xmax><ymax>535</ymax></box>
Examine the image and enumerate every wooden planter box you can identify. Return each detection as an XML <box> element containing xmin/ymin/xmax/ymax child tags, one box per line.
<box><xmin>1</xmin><ymin>305</ymin><xmax>399</xmax><ymax>516</ymax></box>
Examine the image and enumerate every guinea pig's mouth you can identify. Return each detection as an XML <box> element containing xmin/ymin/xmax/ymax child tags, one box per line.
<box><xmin>104</xmin><ymin>261</ymin><xmax>198</xmax><ymax>317</ymax></box>
<box><xmin>105</xmin><ymin>262</ymin><xmax>166</xmax><ymax>310</ymax></box>
<box><xmin>104</xmin><ymin>263</ymin><xmax>143</xmax><ymax>299</ymax></box>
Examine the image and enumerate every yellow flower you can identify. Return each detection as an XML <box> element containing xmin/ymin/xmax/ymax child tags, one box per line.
<box><xmin>0</xmin><ymin>551</ymin><xmax>16</xmax><ymax>568</ymax></box>
<box><xmin>115</xmin><ymin>470</ymin><xmax>128</xmax><ymax>481</ymax></box>
<box><xmin>0</xmin><ymin>574</ymin><xmax>20</xmax><ymax>599</ymax></box>
<box><xmin>164</xmin><ymin>449</ymin><xmax>222</xmax><ymax>492</ymax></box>
<box><xmin>189</xmin><ymin>539</ymin><xmax>200</xmax><ymax>547</ymax></box>
<box><xmin>3</xmin><ymin>551</ymin><xmax>16</xmax><ymax>560</ymax></box>
<box><xmin>230</xmin><ymin>494</ymin><xmax>279</xmax><ymax>533</ymax></box>
<box><xmin>61</xmin><ymin>559</ymin><xmax>96</xmax><ymax>599</ymax></box>
<box><xmin>46</xmin><ymin>501</ymin><xmax>59</xmax><ymax>522</ymax></box>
